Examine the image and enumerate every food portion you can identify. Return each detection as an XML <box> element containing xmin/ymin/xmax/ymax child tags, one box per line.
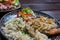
<box><xmin>0</xmin><ymin>0</ymin><xmax>20</xmax><ymax>11</ymax></box>
<box><xmin>2</xmin><ymin>8</ymin><xmax>57</xmax><ymax>40</ymax></box>
<box><xmin>2</xmin><ymin>18</ymin><xmax>34</xmax><ymax>40</ymax></box>
<box><xmin>2</xmin><ymin>18</ymin><xmax>50</xmax><ymax>40</ymax></box>
<box><xmin>46</xmin><ymin>28</ymin><xmax>60</xmax><ymax>35</ymax></box>
<box><xmin>26</xmin><ymin>16</ymin><xmax>57</xmax><ymax>33</ymax></box>
<box><xmin>17</xmin><ymin>7</ymin><xmax>35</xmax><ymax>21</ymax></box>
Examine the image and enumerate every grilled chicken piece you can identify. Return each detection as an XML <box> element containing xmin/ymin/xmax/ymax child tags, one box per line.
<box><xmin>46</xmin><ymin>28</ymin><xmax>60</xmax><ymax>35</ymax></box>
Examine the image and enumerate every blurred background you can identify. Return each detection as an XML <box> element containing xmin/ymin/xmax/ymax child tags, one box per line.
<box><xmin>20</xmin><ymin>0</ymin><xmax>60</xmax><ymax>20</ymax></box>
<box><xmin>20</xmin><ymin>0</ymin><xmax>60</xmax><ymax>11</ymax></box>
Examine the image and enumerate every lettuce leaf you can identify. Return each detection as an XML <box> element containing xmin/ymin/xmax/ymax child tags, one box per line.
<box><xmin>22</xmin><ymin>7</ymin><xmax>34</xmax><ymax>14</ymax></box>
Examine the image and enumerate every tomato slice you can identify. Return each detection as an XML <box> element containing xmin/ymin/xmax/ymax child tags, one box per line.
<box><xmin>18</xmin><ymin>11</ymin><xmax>23</xmax><ymax>14</ymax></box>
<box><xmin>24</xmin><ymin>14</ymin><xmax>33</xmax><ymax>16</ymax></box>
<box><xmin>9</xmin><ymin>0</ymin><xmax>14</xmax><ymax>3</ymax></box>
<box><xmin>23</xmin><ymin>14</ymin><xmax>29</xmax><ymax>16</ymax></box>
<box><xmin>25</xmin><ymin>18</ymin><xmax>30</xmax><ymax>22</ymax></box>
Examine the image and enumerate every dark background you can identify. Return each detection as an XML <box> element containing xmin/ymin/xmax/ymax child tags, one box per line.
<box><xmin>0</xmin><ymin>0</ymin><xmax>60</xmax><ymax>40</ymax></box>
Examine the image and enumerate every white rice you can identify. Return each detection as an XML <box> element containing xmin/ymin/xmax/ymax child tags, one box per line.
<box><xmin>2</xmin><ymin>18</ymin><xmax>51</xmax><ymax>40</ymax></box>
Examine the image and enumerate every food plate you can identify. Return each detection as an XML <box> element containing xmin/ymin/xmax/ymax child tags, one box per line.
<box><xmin>0</xmin><ymin>10</ymin><xmax>60</xmax><ymax>40</ymax></box>
<box><xmin>0</xmin><ymin>0</ymin><xmax>21</xmax><ymax>12</ymax></box>
<box><xmin>0</xmin><ymin>5</ymin><xmax>21</xmax><ymax>12</ymax></box>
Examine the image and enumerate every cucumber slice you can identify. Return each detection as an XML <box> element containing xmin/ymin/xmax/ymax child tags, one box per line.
<box><xmin>12</xmin><ymin>0</ymin><xmax>19</xmax><ymax>6</ymax></box>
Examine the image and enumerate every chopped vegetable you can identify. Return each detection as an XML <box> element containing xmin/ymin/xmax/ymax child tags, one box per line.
<box><xmin>23</xmin><ymin>14</ymin><xmax>33</xmax><ymax>16</ymax></box>
<box><xmin>18</xmin><ymin>20</ymin><xmax>21</xmax><ymax>24</ymax></box>
<box><xmin>22</xmin><ymin>7</ymin><xmax>34</xmax><ymax>14</ymax></box>
<box><xmin>12</xmin><ymin>0</ymin><xmax>19</xmax><ymax>6</ymax></box>
<box><xmin>17</xmin><ymin>7</ymin><xmax>35</xmax><ymax>21</ymax></box>
<box><xmin>17</xmin><ymin>12</ymin><xmax>22</xmax><ymax>15</ymax></box>
<box><xmin>23</xmin><ymin>29</ymin><xmax>28</xmax><ymax>34</ymax></box>
<box><xmin>8</xmin><ymin>0</ymin><xmax>14</xmax><ymax>3</ymax></box>
<box><xmin>25</xmin><ymin>18</ymin><xmax>31</xmax><ymax>22</ymax></box>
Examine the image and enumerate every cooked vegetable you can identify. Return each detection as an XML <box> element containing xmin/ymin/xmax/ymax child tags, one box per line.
<box><xmin>18</xmin><ymin>20</ymin><xmax>21</xmax><ymax>24</ymax></box>
<box><xmin>22</xmin><ymin>7</ymin><xmax>34</xmax><ymax>14</ymax></box>
<box><xmin>23</xmin><ymin>29</ymin><xmax>28</xmax><ymax>34</ymax></box>
<box><xmin>17</xmin><ymin>7</ymin><xmax>35</xmax><ymax>21</ymax></box>
<box><xmin>8</xmin><ymin>0</ymin><xmax>14</xmax><ymax>3</ymax></box>
<box><xmin>12</xmin><ymin>0</ymin><xmax>19</xmax><ymax>6</ymax></box>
